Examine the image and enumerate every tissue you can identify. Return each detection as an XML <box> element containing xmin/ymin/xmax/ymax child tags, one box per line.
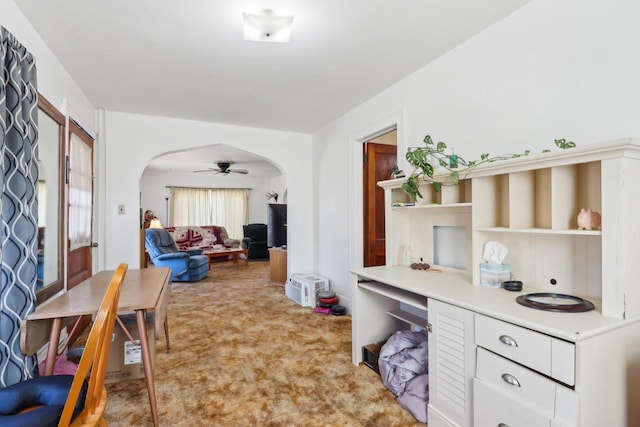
<box><xmin>482</xmin><ymin>241</ymin><xmax>508</xmax><ymax>265</ymax></box>
<box><xmin>480</xmin><ymin>241</ymin><xmax>510</xmax><ymax>287</ymax></box>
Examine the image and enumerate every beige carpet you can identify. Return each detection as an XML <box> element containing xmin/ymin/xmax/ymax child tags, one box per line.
<box><xmin>104</xmin><ymin>261</ymin><xmax>424</xmax><ymax>426</ymax></box>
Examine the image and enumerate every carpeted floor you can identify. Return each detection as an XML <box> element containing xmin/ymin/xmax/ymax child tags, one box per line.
<box><xmin>103</xmin><ymin>261</ymin><xmax>424</xmax><ymax>426</ymax></box>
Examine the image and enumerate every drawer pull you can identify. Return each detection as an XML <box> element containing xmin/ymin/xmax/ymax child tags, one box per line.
<box><xmin>498</xmin><ymin>424</ymin><xmax>510</xmax><ymax>427</ymax></box>
<box><xmin>499</xmin><ymin>334</ymin><xmax>518</xmax><ymax>347</ymax></box>
<box><xmin>501</xmin><ymin>373</ymin><xmax>521</xmax><ymax>387</ymax></box>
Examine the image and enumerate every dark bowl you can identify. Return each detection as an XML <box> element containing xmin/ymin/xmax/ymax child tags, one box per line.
<box><xmin>502</xmin><ymin>280</ymin><xmax>523</xmax><ymax>291</ymax></box>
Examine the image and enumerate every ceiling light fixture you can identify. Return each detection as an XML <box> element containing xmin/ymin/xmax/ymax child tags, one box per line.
<box><xmin>242</xmin><ymin>9</ymin><xmax>294</xmax><ymax>43</ymax></box>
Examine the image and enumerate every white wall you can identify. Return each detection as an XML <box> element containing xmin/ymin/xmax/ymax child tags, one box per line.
<box><xmin>1</xmin><ymin>1</ymin><xmax>96</xmax><ymax>130</ymax></box>
<box><xmin>140</xmin><ymin>170</ymin><xmax>282</xmax><ymax>227</ymax></box>
<box><xmin>102</xmin><ymin>111</ymin><xmax>313</xmax><ymax>278</ymax></box>
<box><xmin>269</xmin><ymin>175</ymin><xmax>287</xmax><ymax>204</ymax></box>
<box><xmin>314</xmin><ymin>0</ymin><xmax>640</xmax><ymax>311</ymax></box>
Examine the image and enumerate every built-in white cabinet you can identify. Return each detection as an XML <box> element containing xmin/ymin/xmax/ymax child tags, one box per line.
<box><xmin>352</xmin><ymin>139</ymin><xmax>640</xmax><ymax>426</ymax></box>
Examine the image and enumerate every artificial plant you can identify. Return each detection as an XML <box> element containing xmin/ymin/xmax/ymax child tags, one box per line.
<box><xmin>402</xmin><ymin>135</ymin><xmax>576</xmax><ymax>202</ymax></box>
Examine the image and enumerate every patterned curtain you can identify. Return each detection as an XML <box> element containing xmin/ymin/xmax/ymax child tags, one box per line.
<box><xmin>0</xmin><ymin>27</ymin><xmax>38</xmax><ymax>387</ymax></box>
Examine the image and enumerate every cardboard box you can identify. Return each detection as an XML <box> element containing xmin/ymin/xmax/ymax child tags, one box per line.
<box><xmin>105</xmin><ymin>313</ymin><xmax>155</xmax><ymax>384</ymax></box>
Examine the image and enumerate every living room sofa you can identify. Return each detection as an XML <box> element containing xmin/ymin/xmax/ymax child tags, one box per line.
<box><xmin>164</xmin><ymin>225</ymin><xmax>242</xmax><ymax>250</ymax></box>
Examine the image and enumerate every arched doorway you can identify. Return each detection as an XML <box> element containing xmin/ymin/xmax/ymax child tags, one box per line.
<box><xmin>139</xmin><ymin>144</ymin><xmax>286</xmax><ymax>266</ymax></box>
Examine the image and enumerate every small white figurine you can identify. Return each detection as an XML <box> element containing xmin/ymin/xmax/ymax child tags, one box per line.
<box><xmin>577</xmin><ymin>208</ymin><xmax>601</xmax><ymax>230</ymax></box>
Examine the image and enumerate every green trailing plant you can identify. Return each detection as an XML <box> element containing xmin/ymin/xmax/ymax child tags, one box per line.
<box><xmin>402</xmin><ymin>135</ymin><xmax>576</xmax><ymax>202</ymax></box>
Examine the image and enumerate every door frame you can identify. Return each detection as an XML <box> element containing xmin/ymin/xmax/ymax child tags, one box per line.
<box><xmin>349</xmin><ymin>110</ymin><xmax>406</xmax><ymax>271</ymax></box>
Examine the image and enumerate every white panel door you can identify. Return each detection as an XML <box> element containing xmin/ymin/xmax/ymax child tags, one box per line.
<box><xmin>427</xmin><ymin>298</ymin><xmax>475</xmax><ymax>427</ymax></box>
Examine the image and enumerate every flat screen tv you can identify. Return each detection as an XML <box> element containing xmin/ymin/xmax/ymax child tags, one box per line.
<box><xmin>267</xmin><ymin>203</ymin><xmax>287</xmax><ymax>247</ymax></box>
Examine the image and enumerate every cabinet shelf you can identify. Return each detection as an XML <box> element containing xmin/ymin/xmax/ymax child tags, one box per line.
<box><xmin>387</xmin><ymin>309</ymin><xmax>428</xmax><ymax>329</ymax></box>
<box><xmin>392</xmin><ymin>202</ymin><xmax>472</xmax><ymax>211</ymax></box>
<box><xmin>358</xmin><ymin>280</ymin><xmax>428</xmax><ymax>310</ymax></box>
<box><xmin>475</xmin><ymin>227</ymin><xmax>602</xmax><ymax>236</ymax></box>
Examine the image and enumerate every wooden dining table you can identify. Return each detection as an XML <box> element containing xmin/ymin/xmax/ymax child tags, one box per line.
<box><xmin>22</xmin><ymin>267</ymin><xmax>171</xmax><ymax>427</ymax></box>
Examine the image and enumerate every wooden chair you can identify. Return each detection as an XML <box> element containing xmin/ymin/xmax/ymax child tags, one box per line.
<box><xmin>0</xmin><ymin>263</ymin><xmax>128</xmax><ymax>427</ymax></box>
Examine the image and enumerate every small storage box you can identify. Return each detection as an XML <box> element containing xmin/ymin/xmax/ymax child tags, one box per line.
<box><xmin>362</xmin><ymin>340</ymin><xmax>387</xmax><ymax>374</ymax></box>
<box><xmin>479</xmin><ymin>263</ymin><xmax>510</xmax><ymax>288</ymax></box>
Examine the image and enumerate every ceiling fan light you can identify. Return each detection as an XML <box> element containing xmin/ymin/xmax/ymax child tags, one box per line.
<box><xmin>243</xmin><ymin>10</ymin><xmax>294</xmax><ymax>43</ymax></box>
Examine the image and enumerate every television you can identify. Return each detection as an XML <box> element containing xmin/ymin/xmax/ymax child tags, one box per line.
<box><xmin>267</xmin><ymin>203</ymin><xmax>287</xmax><ymax>247</ymax></box>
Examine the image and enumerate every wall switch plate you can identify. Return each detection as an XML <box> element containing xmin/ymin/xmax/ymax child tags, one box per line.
<box><xmin>118</xmin><ymin>204</ymin><xmax>125</xmax><ymax>215</ymax></box>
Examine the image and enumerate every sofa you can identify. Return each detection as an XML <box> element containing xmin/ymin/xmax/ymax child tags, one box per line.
<box><xmin>164</xmin><ymin>225</ymin><xmax>242</xmax><ymax>251</ymax></box>
<box><xmin>144</xmin><ymin>228</ymin><xmax>209</xmax><ymax>282</ymax></box>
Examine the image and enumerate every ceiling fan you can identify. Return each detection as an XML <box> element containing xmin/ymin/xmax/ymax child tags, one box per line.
<box><xmin>194</xmin><ymin>162</ymin><xmax>249</xmax><ymax>175</ymax></box>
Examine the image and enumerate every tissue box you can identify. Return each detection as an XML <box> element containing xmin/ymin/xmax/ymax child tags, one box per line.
<box><xmin>479</xmin><ymin>263</ymin><xmax>510</xmax><ymax>287</ymax></box>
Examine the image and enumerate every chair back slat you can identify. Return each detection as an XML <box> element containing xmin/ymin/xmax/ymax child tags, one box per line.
<box><xmin>58</xmin><ymin>263</ymin><xmax>128</xmax><ymax>427</ymax></box>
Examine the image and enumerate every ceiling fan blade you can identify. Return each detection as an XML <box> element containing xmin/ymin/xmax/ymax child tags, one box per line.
<box><xmin>196</xmin><ymin>162</ymin><xmax>249</xmax><ymax>175</ymax></box>
<box><xmin>229</xmin><ymin>169</ymin><xmax>249</xmax><ymax>174</ymax></box>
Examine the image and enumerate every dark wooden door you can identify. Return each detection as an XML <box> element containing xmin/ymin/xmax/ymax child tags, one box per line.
<box><xmin>363</xmin><ymin>142</ymin><xmax>397</xmax><ymax>267</ymax></box>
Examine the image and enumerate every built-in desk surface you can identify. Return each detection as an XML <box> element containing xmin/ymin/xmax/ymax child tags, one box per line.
<box><xmin>352</xmin><ymin>265</ymin><xmax>632</xmax><ymax>342</ymax></box>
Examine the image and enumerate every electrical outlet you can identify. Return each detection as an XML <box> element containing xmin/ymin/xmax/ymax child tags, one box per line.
<box><xmin>118</xmin><ymin>205</ymin><xmax>125</xmax><ymax>215</ymax></box>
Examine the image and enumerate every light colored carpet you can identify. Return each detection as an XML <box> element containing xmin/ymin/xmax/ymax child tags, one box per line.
<box><xmin>104</xmin><ymin>261</ymin><xmax>424</xmax><ymax>426</ymax></box>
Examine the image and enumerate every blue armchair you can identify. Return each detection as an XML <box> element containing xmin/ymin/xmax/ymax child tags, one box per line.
<box><xmin>145</xmin><ymin>228</ymin><xmax>209</xmax><ymax>282</ymax></box>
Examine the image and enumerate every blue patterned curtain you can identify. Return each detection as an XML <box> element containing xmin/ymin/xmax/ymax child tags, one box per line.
<box><xmin>0</xmin><ymin>27</ymin><xmax>38</xmax><ymax>387</ymax></box>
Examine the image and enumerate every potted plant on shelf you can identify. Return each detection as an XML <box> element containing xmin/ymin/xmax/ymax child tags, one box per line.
<box><xmin>401</xmin><ymin>135</ymin><xmax>576</xmax><ymax>202</ymax></box>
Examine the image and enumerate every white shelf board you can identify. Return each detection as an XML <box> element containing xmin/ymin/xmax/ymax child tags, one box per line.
<box><xmin>474</xmin><ymin>227</ymin><xmax>602</xmax><ymax>236</ymax></box>
<box><xmin>358</xmin><ymin>280</ymin><xmax>428</xmax><ymax>310</ymax></box>
<box><xmin>393</xmin><ymin>202</ymin><xmax>472</xmax><ymax>211</ymax></box>
<box><xmin>387</xmin><ymin>309</ymin><xmax>428</xmax><ymax>329</ymax></box>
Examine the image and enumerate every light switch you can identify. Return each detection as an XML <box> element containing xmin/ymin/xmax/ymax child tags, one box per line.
<box><xmin>118</xmin><ymin>204</ymin><xmax>125</xmax><ymax>215</ymax></box>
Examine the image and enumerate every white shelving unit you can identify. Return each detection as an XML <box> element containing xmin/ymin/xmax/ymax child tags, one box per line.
<box><xmin>352</xmin><ymin>138</ymin><xmax>640</xmax><ymax>427</ymax></box>
<box><xmin>379</xmin><ymin>138</ymin><xmax>640</xmax><ymax>318</ymax></box>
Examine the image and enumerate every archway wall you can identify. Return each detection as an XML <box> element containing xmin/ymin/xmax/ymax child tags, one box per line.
<box><xmin>101</xmin><ymin>110</ymin><xmax>313</xmax><ymax>276</ymax></box>
<box><xmin>140</xmin><ymin>170</ymin><xmax>278</xmax><ymax>234</ymax></box>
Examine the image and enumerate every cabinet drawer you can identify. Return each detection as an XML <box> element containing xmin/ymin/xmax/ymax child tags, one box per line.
<box><xmin>476</xmin><ymin>348</ymin><xmax>579</xmax><ymax>426</ymax></box>
<box><xmin>475</xmin><ymin>314</ymin><xmax>575</xmax><ymax>385</ymax></box>
<box><xmin>476</xmin><ymin>347</ymin><xmax>556</xmax><ymax>417</ymax></box>
<box><xmin>473</xmin><ymin>378</ymin><xmax>549</xmax><ymax>427</ymax></box>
